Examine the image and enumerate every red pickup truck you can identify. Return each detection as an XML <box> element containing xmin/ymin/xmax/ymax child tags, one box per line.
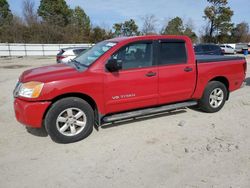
<box><xmin>13</xmin><ymin>35</ymin><xmax>247</xmax><ymax>143</ymax></box>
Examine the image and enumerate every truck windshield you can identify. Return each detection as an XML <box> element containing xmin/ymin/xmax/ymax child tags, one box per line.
<box><xmin>74</xmin><ymin>41</ymin><xmax>117</xmax><ymax>67</ymax></box>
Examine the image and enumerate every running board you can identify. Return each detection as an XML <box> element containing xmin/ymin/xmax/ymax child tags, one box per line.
<box><xmin>102</xmin><ymin>100</ymin><xmax>197</xmax><ymax>123</ymax></box>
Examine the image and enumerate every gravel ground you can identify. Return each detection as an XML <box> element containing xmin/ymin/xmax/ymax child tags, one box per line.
<box><xmin>0</xmin><ymin>55</ymin><xmax>250</xmax><ymax>188</ymax></box>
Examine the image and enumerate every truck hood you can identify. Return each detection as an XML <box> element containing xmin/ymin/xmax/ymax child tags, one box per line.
<box><xmin>20</xmin><ymin>63</ymin><xmax>85</xmax><ymax>83</ymax></box>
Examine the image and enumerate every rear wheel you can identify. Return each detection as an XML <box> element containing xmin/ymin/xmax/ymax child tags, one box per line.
<box><xmin>198</xmin><ymin>81</ymin><xmax>228</xmax><ymax>113</ymax></box>
<box><xmin>45</xmin><ymin>97</ymin><xmax>94</xmax><ymax>143</ymax></box>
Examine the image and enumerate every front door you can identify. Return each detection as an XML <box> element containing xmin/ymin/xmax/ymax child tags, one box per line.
<box><xmin>104</xmin><ymin>41</ymin><xmax>158</xmax><ymax>114</ymax></box>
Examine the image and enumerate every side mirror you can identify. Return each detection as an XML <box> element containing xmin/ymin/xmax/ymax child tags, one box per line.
<box><xmin>105</xmin><ymin>59</ymin><xmax>122</xmax><ymax>72</ymax></box>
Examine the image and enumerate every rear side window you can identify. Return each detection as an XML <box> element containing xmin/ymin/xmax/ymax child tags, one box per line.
<box><xmin>211</xmin><ymin>45</ymin><xmax>220</xmax><ymax>50</ymax></box>
<box><xmin>159</xmin><ymin>41</ymin><xmax>187</xmax><ymax>65</ymax></box>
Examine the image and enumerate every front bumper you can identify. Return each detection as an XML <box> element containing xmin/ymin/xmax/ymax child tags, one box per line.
<box><xmin>14</xmin><ymin>98</ymin><xmax>51</xmax><ymax>128</ymax></box>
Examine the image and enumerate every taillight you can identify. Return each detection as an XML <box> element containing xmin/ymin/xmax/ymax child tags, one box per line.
<box><xmin>57</xmin><ymin>55</ymin><xmax>66</xmax><ymax>60</ymax></box>
<box><xmin>243</xmin><ymin>61</ymin><xmax>247</xmax><ymax>74</ymax></box>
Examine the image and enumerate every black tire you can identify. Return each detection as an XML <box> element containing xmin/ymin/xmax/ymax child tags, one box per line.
<box><xmin>45</xmin><ymin>97</ymin><xmax>94</xmax><ymax>143</ymax></box>
<box><xmin>198</xmin><ymin>81</ymin><xmax>228</xmax><ymax>113</ymax></box>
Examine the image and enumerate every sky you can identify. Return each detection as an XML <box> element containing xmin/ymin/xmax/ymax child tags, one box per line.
<box><xmin>8</xmin><ymin>0</ymin><xmax>250</xmax><ymax>34</ymax></box>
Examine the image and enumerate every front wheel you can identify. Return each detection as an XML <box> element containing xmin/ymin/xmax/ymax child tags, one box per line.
<box><xmin>45</xmin><ymin>97</ymin><xmax>94</xmax><ymax>143</ymax></box>
<box><xmin>198</xmin><ymin>81</ymin><xmax>228</xmax><ymax>113</ymax></box>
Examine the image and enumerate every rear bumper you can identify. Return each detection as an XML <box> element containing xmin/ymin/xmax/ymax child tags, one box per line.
<box><xmin>14</xmin><ymin>98</ymin><xmax>51</xmax><ymax>128</ymax></box>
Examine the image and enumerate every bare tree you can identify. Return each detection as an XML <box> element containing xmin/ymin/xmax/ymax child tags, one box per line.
<box><xmin>199</xmin><ymin>22</ymin><xmax>218</xmax><ymax>43</ymax></box>
<box><xmin>231</xmin><ymin>22</ymin><xmax>249</xmax><ymax>43</ymax></box>
<box><xmin>185</xmin><ymin>18</ymin><xmax>195</xmax><ymax>31</ymax></box>
<box><xmin>23</xmin><ymin>0</ymin><xmax>38</xmax><ymax>26</ymax></box>
<box><xmin>141</xmin><ymin>14</ymin><xmax>157</xmax><ymax>35</ymax></box>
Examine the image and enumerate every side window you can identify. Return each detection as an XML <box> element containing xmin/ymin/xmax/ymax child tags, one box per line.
<box><xmin>202</xmin><ymin>45</ymin><xmax>211</xmax><ymax>51</ymax></box>
<box><xmin>159</xmin><ymin>42</ymin><xmax>187</xmax><ymax>65</ymax></box>
<box><xmin>112</xmin><ymin>42</ymin><xmax>153</xmax><ymax>70</ymax></box>
<box><xmin>212</xmin><ymin>45</ymin><xmax>220</xmax><ymax>50</ymax></box>
<box><xmin>73</xmin><ymin>49</ymin><xmax>86</xmax><ymax>55</ymax></box>
<box><xmin>194</xmin><ymin>45</ymin><xmax>202</xmax><ymax>53</ymax></box>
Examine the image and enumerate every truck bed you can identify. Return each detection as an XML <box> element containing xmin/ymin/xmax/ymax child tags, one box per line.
<box><xmin>196</xmin><ymin>55</ymin><xmax>245</xmax><ymax>63</ymax></box>
<box><xmin>192</xmin><ymin>54</ymin><xmax>246</xmax><ymax>100</ymax></box>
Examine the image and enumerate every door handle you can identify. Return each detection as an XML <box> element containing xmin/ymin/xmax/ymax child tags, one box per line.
<box><xmin>184</xmin><ymin>67</ymin><xmax>193</xmax><ymax>72</ymax></box>
<box><xmin>146</xmin><ymin>71</ymin><xmax>157</xmax><ymax>77</ymax></box>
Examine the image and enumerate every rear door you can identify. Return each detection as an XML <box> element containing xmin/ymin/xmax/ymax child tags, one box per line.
<box><xmin>226</xmin><ymin>45</ymin><xmax>234</xmax><ymax>54</ymax></box>
<box><xmin>157</xmin><ymin>39</ymin><xmax>196</xmax><ymax>104</ymax></box>
<box><xmin>104</xmin><ymin>41</ymin><xmax>158</xmax><ymax>114</ymax></box>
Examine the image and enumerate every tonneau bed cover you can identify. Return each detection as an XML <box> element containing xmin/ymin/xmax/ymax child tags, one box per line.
<box><xmin>196</xmin><ymin>55</ymin><xmax>245</xmax><ymax>63</ymax></box>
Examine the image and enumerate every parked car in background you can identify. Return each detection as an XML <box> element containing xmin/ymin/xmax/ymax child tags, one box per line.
<box><xmin>220</xmin><ymin>44</ymin><xmax>236</xmax><ymax>54</ymax></box>
<box><xmin>194</xmin><ymin>44</ymin><xmax>224</xmax><ymax>55</ymax></box>
<box><xmin>56</xmin><ymin>47</ymin><xmax>88</xmax><ymax>63</ymax></box>
<box><xmin>235</xmin><ymin>43</ymin><xmax>248</xmax><ymax>53</ymax></box>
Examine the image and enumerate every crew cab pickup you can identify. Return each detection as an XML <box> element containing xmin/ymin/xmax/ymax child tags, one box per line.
<box><xmin>13</xmin><ymin>35</ymin><xmax>247</xmax><ymax>143</ymax></box>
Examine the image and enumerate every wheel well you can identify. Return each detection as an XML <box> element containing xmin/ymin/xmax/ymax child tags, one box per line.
<box><xmin>51</xmin><ymin>93</ymin><xmax>97</xmax><ymax>111</ymax></box>
<box><xmin>42</xmin><ymin>93</ymin><xmax>98</xmax><ymax>126</ymax></box>
<box><xmin>210</xmin><ymin>76</ymin><xmax>229</xmax><ymax>90</ymax></box>
<box><xmin>210</xmin><ymin>76</ymin><xmax>229</xmax><ymax>100</ymax></box>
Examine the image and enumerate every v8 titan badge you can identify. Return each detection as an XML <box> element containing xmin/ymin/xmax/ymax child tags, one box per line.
<box><xmin>112</xmin><ymin>94</ymin><xmax>136</xmax><ymax>100</ymax></box>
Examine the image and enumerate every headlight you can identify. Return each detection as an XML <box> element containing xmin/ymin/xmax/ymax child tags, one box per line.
<box><xmin>18</xmin><ymin>81</ymin><xmax>44</xmax><ymax>98</ymax></box>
